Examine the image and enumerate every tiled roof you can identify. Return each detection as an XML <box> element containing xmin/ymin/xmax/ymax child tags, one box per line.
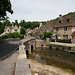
<box><xmin>53</xmin><ymin>14</ymin><xmax>75</xmax><ymax>28</ymax></box>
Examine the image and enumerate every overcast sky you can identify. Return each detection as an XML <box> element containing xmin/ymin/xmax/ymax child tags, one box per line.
<box><xmin>8</xmin><ymin>0</ymin><xmax>75</xmax><ymax>22</ymax></box>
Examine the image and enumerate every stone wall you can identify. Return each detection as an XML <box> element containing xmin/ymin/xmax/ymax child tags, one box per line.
<box><xmin>15</xmin><ymin>44</ymin><xmax>31</xmax><ymax>75</ymax></box>
<box><xmin>53</xmin><ymin>27</ymin><xmax>72</xmax><ymax>39</ymax></box>
<box><xmin>36</xmin><ymin>39</ymin><xmax>49</xmax><ymax>47</ymax></box>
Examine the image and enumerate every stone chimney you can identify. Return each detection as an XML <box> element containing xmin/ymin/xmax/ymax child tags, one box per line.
<box><xmin>59</xmin><ymin>14</ymin><xmax>62</xmax><ymax>20</ymax></box>
<box><xmin>39</xmin><ymin>22</ymin><xmax>42</xmax><ymax>28</ymax></box>
<box><xmin>19</xmin><ymin>25</ymin><xmax>21</xmax><ymax>29</ymax></box>
<box><xmin>12</xmin><ymin>24</ymin><xmax>14</xmax><ymax>28</ymax></box>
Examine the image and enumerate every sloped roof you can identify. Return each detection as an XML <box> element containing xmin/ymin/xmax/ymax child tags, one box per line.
<box><xmin>5</xmin><ymin>26</ymin><xmax>13</xmax><ymax>30</ymax></box>
<box><xmin>53</xmin><ymin>14</ymin><xmax>75</xmax><ymax>28</ymax></box>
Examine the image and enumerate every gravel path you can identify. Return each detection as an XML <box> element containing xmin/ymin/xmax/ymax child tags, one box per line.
<box><xmin>0</xmin><ymin>51</ymin><xmax>18</xmax><ymax>75</ymax></box>
<box><xmin>28</xmin><ymin>59</ymin><xmax>73</xmax><ymax>75</ymax></box>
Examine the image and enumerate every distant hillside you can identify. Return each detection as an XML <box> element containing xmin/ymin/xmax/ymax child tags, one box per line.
<box><xmin>50</xmin><ymin>12</ymin><xmax>75</xmax><ymax>22</ymax></box>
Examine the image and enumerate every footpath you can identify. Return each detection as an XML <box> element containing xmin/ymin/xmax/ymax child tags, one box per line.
<box><xmin>50</xmin><ymin>42</ymin><xmax>75</xmax><ymax>47</ymax></box>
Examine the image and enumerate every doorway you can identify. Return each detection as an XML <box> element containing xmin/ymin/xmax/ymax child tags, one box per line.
<box><xmin>31</xmin><ymin>45</ymin><xmax>33</xmax><ymax>53</ymax></box>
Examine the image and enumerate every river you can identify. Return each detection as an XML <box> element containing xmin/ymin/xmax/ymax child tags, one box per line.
<box><xmin>29</xmin><ymin>47</ymin><xmax>75</xmax><ymax>72</ymax></box>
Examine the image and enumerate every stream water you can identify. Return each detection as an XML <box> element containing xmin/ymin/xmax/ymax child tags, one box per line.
<box><xmin>29</xmin><ymin>47</ymin><xmax>75</xmax><ymax>72</ymax></box>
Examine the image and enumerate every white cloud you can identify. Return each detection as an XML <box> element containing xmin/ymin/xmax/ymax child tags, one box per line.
<box><xmin>9</xmin><ymin>0</ymin><xmax>75</xmax><ymax>22</ymax></box>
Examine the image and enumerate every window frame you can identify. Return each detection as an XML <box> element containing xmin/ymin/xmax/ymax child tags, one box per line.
<box><xmin>56</xmin><ymin>28</ymin><xmax>59</xmax><ymax>31</ymax></box>
<box><xmin>63</xmin><ymin>35</ymin><xmax>68</xmax><ymax>39</ymax></box>
<box><xmin>66</xmin><ymin>19</ymin><xmax>70</xmax><ymax>23</ymax></box>
<box><xmin>64</xmin><ymin>27</ymin><xmax>67</xmax><ymax>31</ymax></box>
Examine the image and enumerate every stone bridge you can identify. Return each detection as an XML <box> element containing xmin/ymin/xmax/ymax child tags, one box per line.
<box><xmin>15</xmin><ymin>36</ymin><xmax>36</xmax><ymax>75</ymax></box>
<box><xmin>21</xmin><ymin>36</ymin><xmax>36</xmax><ymax>54</ymax></box>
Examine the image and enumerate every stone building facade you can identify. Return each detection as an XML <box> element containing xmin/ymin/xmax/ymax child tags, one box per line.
<box><xmin>32</xmin><ymin>14</ymin><xmax>75</xmax><ymax>43</ymax></box>
<box><xmin>4</xmin><ymin>25</ymin><xmax>21</xmax><ymax>33</ymax></box>
<box><xmin>52</xmin><ymin>14</ymin><xmax>75</xmax><ymax>43</ymax></box>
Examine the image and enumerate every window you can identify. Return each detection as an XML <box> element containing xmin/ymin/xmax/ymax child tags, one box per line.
<box><xmin>56</xmin><ymin>28</ymin><xmax>59</xmax><ymax>31</ymax></box>
<box><xmin>59</xmin><ymin>21</ymin><xmax>61</xmax><ymax>24</ymax></box>
<box><xmin>66</xmin><ymin>19</ymin><xmax>70</xmax><ymax>23</ymax></box>
<box><xmin>63</xmin><ymin>35</ymin><xmax>68</xmax><ymax>39</ymax></box>
<box><xmin>64</xmin><ymin>27</ymin><xmax>67</xmax><ymax>31</ymax></box>
<box><xmin>7</xmin><ymin>30</ymin><xmax>9</xmax><ymax>32</ymax></box>
<box><xmin>15</xmin><ymin>29</ymin><xmax>17</xmax><ymax>32</ymax></box>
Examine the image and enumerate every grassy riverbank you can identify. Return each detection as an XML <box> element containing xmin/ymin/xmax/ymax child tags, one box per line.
<box><xmin>28</xmin><ymin>47</ymin><xmax>75</xmax><ymax>74</ymax></box>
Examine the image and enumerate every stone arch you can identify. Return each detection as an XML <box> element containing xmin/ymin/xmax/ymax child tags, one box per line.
<box><xmin>26</xmin><ymin>50</ymin><xmax>29</xmax><ymax>55</ymax></box>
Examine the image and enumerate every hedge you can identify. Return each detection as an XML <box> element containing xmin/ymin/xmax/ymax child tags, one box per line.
<box><xmin>57</xmin><ymin>39</ymin><xmax>72</xmax><ymax>43</ymax></box>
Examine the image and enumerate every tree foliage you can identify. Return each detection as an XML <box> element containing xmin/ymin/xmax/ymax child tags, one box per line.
<box><xmin>19</xmin><ymin>20</ymin><xmax>46</xmax><ymax>29</ymax></box>
<box><xmin>20</xmin><ymin>27</ymin><xmax>26</xmax><ymax>35</ymax></box>
<box><xmin>43</xmin><ymin>32</ymin><xmax>52</xmax><ymax>39</ymax></box>
<box><xmin>50</xmin><ymin>11</ymin><xmax>75</xmax><ymax>22</ymax></box>
<box><xmin>0</xmin><ymin>0</ymin><xmax>13</xmax><ymax>20</ymax></box>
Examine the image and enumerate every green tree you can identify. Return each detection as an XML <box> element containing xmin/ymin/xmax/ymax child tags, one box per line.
<box><xmin>43</xmin><ymin>32</ymin><xmax>52</xmax><ymax>39</ymax></box>
<box><xmin>20</xmin><ymin>27</ymin><xmax>26</xmax><ymax>35</ymax></box>
<box><xmin>0</xmin><ymin>0</ymin><xmax>13</xmax><ymax>20</ymax></box>
<box><xmin>15</xmin><ymin>20</ymin><xmax>18</xmax><ymax>25</ymax></box>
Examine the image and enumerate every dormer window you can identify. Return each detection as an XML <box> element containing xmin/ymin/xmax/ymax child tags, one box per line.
<box><xmin>15</xmin><ymin>29</ymin><xmax>17</xmax><ymax>32</ymax></box>
<box><xmin>66</xmin><ymin>19</ymin><xmax>70</xmax><ymax>23</ymax></box>
<box><xmin>59</xmin><ymin>21</ymin><xmax>61</xmax><ymax>24</ymax></box>
<box><xmin>7</xmin><ymin>30</ymin><xmax>9</xmax><ymax>32</ymax></box>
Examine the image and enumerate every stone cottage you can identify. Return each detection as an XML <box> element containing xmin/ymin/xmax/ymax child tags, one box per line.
<box><xmin>4</xmin><ymin>25</ymin><xmax>21</xmax><ymax>33</ymax></box>
<box><xmin>52</xmin><ymin>14</ymin><xmax>75</xmax><ymax>43</ymax></box>
<box><xmin>32</xmin><ymin>13</ymin><xmax>75</xmax><ymax>43</ymax></box>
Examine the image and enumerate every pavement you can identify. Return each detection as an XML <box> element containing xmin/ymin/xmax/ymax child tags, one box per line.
<box><xmin>50</xmin><ymin>42</ymin><xmax>75</xmax><ymax>47</ymax></box>
<box><xmin>0</xmin><ymin>51</ymin><xmax>18</xmax><ymax>75</ymax></box>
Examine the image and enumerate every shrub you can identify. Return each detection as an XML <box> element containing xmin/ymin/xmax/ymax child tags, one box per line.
<box><xmin>0</xmin><ymin>35</ymin><xmax>8</xmax><ymax>40</ymax></box>
<box><xmin>72</xmin><ymin>46</ymin><xmax>75</xmax><ymax>51</ymax></box>
<box><xmin>0</xmin><ymin>32</ymin><xmax>24</xmax><ymax>40</ymax></box>
<box><xmin>56</xmin><ymin>46</ymin><xmax>59</xmax><ymax>50</ymax></box>
<box><xmin>50</xmin><ymin>39</ymin><xmax>55</xmax><ymax>42</ymax></box>
<box><xmin>49</xmin><ymin>44</ymin><xmax>53</xmax><ymax>49</ymax></box>
<box><xmin>57</xmin><ymin>39</ymin><xmax>72</xmax><ymax>43</ymax></box>
<box><xmin>43</xmin><ymin>32</ymin><xmax>52</xmax><ymax>39</ymax></box>
<box><xmin>7</xmin><ymin>32</ymin><xmax>24</xmax><ymax>38</ymax></box>
<box><xmin>39</xmin><ymin>34</ymin><xmax>43</xmax><ymax>39</ymax></box>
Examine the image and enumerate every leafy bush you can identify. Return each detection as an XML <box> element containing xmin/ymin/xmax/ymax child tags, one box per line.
<box><xmin>43</xmin><ymin>32</ymin><xmax>52</xmax><ymax>39</ymax></box>
<box><xmin>49</xmin><ymin>44</ymin><xmax>53</xmax><ymax>49</ymax></box>
<box><xmin>0</xmin><ymin>32</ymin><xmax>24</xmax><ymax>40</ymax></box>
<box><xmin>72</xmin><ymin>46</ymin><xmax>75</xmax><ymax>51</ymax></box>
<box><xmin>50</xmin><ymin>39</ymin><xmax>55</xmax><ymax>42</ymax></box>
<box><xmin>56</xmin><ymin>46</ymin><xmax>59</xmax><ymax>50</ymax></box>
<box><xmin>40</xmin><ymin>34</ymin><xmax>43</xmax><ymax>39</ymax></box>
<box><xmin>57</xmin><ymin>39</ymin><xmax>72</xmax><ymax>43</ymax></box>
<box><xmin>0</xmin><ymin>35</ymin><xmax>8</xmax><ymax>40</ymax></box>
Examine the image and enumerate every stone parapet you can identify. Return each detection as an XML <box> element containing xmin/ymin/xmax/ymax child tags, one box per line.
<box><xmin>15</xmin><ymin>44</ymin><xmax>31</xmax><ymax>75</ymax></box>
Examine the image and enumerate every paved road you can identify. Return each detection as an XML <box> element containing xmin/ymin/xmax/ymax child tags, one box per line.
<box><xmin>0</xmin><ymin>41</ymin><xmax>20</xmax><ymax>59</ymax></box>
